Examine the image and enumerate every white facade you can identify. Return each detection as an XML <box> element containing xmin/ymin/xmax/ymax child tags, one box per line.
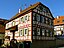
<box><xmin>54</xmin><ymin>25</ymin><xmax>64</xmax><ymax>35</ymax></box>
<box><xmin>5</xmin><ymin>12</ymin><xmax>32</xmax><ymax>44</ymax></box>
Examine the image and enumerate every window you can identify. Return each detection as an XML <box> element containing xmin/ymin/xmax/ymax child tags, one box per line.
<box><xmin>42</xmin><ymin>29</ymin><xmax>45</xmax><ymax>36</ymax></box>
<box><xmin>37</xmin><ymin>28</ymin><xmax>40</xmax><ymax>35</ymax></box>
<box><xmin>48</xmin><ymin>18</ymin><xmax>50</xmax><ymax>25</ymax></box>
<box><xmin>33</xmin><ymin>13</ymin><xmax>36</xmax><ymax>21</ymax></box>
<box><xmin>57</xmin><ymin>20</ymin><xmax>60</xmax><ymax>23</ymax></box>
<box><xmin>6</xmin><ymin>24</ymin><xmax>9</xmax><ymax>28</ymax></box>
<box><xmin>12</xmin><ymin>21</ymin><xmax>15</xmax><ymax>26</ymax></box>
<box><xmin>33</xmin><ymin>31</ymin><xmax>35</xmax><ymax>35</ymax></box>
<box><xmin>24</xmin><ymin>28</ymin><xmax>28</xmax><ymax>36</ymax></box>
<box><xmin>33</xmin><ymin>27</ymin><xmax>36</xmax><ymax>36</ymax></box>
<box><xmin>41</xmin><ymin>16</ymin><xmax>44</xmax><ymax>23</ymax></box>
<box><xmin>44</xmin><ymin>17</ymin><xmax>46</xmax><ymax>24</ymax></box>
<box><xmin>25</xmin><ymin>16</ymin><xmax>27</xmax><ymax>20</ymax></box>
<box><xmin>62</xmin><ymin>19</ymin><xmax>64</xmax><ymax>22</ymax></box>
<box><xmin>20</xmin><ymin>29</ymin><xmax>24</xmax><ymax>36</ymax></box>
<box><xmin>49</xmin><ymin>19</ymin><xmax>53</xmax><ymax>25</ymax></box>
<box><xmin>36</xmin><ymin>14</ymin><xmax>40</xmax><ymax>21</ymax></box>
<box><xmin>25</xmin><ymin>15</ymin><xmax>29</xmax><ymax>21</ymax></box>
<box><xmin>21</xmin><ymin>17</ymin><xmax>24</xmax><ymax>22</ymax></box>
<box><xmin>46</xmin><ymin>18</ymin><xmax>48</xmax><ymax>24</ymax></box>
<box><xmin>46</xmin><ymin>30</ymin><xmax>50</xmax><ymax>36</ymax></box>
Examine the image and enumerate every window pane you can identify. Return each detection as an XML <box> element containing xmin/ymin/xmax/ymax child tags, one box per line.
<box><xmin>37</xmin><ymin>14</ymin><xmax>40</xmax><ymax>21</ymax></box>
<box><xmin>25</xmin><ymin>29</ymin><xmax>27</xmax><ymax>34</ymax></box>
<box><xmin>62</xmin><ymin>19</ymin><xmax>64</xmax><ymax>22</ymax></box>
<box><xmin>24</xmin><ymin>28</ymin><xmax>28</xmax><ymax>36</ymax></box>
<box><xmin>37</xmin><ymin>28</ymin><xmax>40</xmax><ymax>35</ymax></box>
<box><xmin>25</xmin><ymin>16</ymin><xmax>27</xmax><ymax>20</ymax></box>
<box><xmin>42</xmin><ymin>29</ymin><xmax>45</xmax><ymax>36</ymax></box>
<box><xmin>41</xmin><ymin>16</ymin><xmax>44</xmax><ymax>23</ymax></box>
<box><xmin>21</xmin><ymin>17</ymin><xmax>23</xmax><ymax>22</ymax></box>
<box><xmin>20</xmin><ymin>29</ymin><xmax>23</xmax><ymax>36</ymax></box>
<box><xmin>57</xmin><ymin>20</ymin><xmax>60</xmax><ymax>23</ymax></box>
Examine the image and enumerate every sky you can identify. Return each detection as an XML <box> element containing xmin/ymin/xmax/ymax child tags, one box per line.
<box><xmin>0</xmin><ymin>0</ymin><xmax>64</xmax><ymax>20</ymax></box>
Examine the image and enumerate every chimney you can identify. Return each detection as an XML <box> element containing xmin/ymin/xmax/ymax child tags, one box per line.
<box><xmin>19</xmin><ymin>8</ymin><xmax>21</xmax><ymax>13</ymax></box>
<box><xmin>57</xmin><ymin>16</ymin><xmax>59</xmax><ymax>19</ymax></box>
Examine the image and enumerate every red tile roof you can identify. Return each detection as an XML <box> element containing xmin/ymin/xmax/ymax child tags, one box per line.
<box><xmin>0</xmin><ymin>18</ymin><xmax>8</xmax><ymax>33</ymax></box>
<box><xmin>54</xmin><ymin>16</ymin><xmax>64</xmax><ymax>25</ymax></box>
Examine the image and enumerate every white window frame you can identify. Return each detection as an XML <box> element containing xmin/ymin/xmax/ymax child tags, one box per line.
<box><xmin>20</xmin><ymin>29</ymin><xmax>23</xmax><ymax>36</ymax></box>
<box><xmin>20</xmin><ymin>17</ymin><xmax>24</xmax><ymax>22</ymax></box>
<box><xmin>37</xmin><ymin>14</ymin><xmax>40</xmax><ymax>21</ymax></box>
<box><xmin>12</xmin><ymin>21</ymin><xmax>15</xmax><ymax>26</ymax></box>
<box><xmin>42</xmin><ymin>29</ymin><xmax>45</xmax><ymax>35</ymax></box>
<box><xmin>24</xmin><ymin>28</ymin><xmax>28</xmax><ymax>36</ymax></box>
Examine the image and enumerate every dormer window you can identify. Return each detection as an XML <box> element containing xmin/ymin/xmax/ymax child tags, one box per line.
<box><xmin>57</xmin><ymin>20</ymin><xmax>60</xmax><ymax>23</ymax></box>
<box><xmin>62</xmin><ymin>19</ymin><xmax>64</xmax><ymax>22</ymax></box>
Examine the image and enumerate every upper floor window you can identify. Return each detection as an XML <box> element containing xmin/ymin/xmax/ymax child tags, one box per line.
<box><xmin>41</xmin><ymin>16</ymin><xmax>44</xmax><ymax>23</ymax></box>
<box><xmin>62</xmin><ymin>19</ymin><xmax>64</xmax><ymax>22</ymax></box>
<box><xmin>25</xmin><ymin>15</ymin><xmax>29</xmax><ymax>21</ymax></box>
<box><xmin>12</xmin><ymin>21</ymin><xmax>15</xmax><ymax>26</ymax></box>
<box><xmin>57</xmin><ymin>20</ymin><xmax>60</xmax><ymax>23</ymax></box>
<box><xmin>46</xmin><ymin>30</ymin><xmax>49</xmax><ymax>36</ymax></box>
<box><xmin>6</xmin><ymin>24</ymin><xmax>9</xmax><ymax>28</ymax></box>
<box><xmin>36</xmin><ymin>14</ymin><xmax>40</xmax><ymax>21</ymax></box>
<box><xmin>49</xmin><ymin>19</ymin><xmax>53</xmax><ymax>26</ymax></box>
<box><xmin>42</xmin><ymin>29</ymin><xmax>45</xmax><ymax>36</ymax></box>
<box><xmin>37</xmin><ymin>28</ymin><xmax>40</xmax><ymax>35</ymax></box>
<box><xmin>25</xmin><ymin>16</ymin><xmax>27</xmax><ymax>20</ymax></box>
<box><xmin>33</xmin><ymin>27</ymin><xmax>36</xmax><ymax>36</ymax></box>
<box><xmin>21</xmin><ymin>17</ymin><xmax>24</xmax><ymax>22</ymax></box>
<box><xmin>44</xmin><ymin>17</ymin><xmax>46</xmax><ymax>24</ymax></box>
<box><xmin>20</xmin><ymin>29</ymin><xmax>24</xmax><ymax>36</ymax></box>
<box><xmin>33</xmin><ymin>13</ymin><xmax>36</xmax><ymax>21</ymax></box>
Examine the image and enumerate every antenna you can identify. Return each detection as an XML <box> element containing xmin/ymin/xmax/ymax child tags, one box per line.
<box><xmin>24</xmin><ymin>4</ymin><xmax>27</xmax><ymax>9</ymax></box>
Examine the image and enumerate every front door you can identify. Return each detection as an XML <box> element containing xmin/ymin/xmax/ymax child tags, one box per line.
<box><xmin>23</xmin><ymin>41</ymin><xmax>31</xmax><ymax>48</ymax></box>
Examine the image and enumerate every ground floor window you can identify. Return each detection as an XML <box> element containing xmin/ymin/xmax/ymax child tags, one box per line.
<box><xmin>37</xmin><ymin>28</ymin><xmax>40</xmax><ymax>35</ymax></box>
<box><xmin>42</xmin><ymin>29</ymin><xmax>45</xmax><ymax>36</ymax></box>
<box><xmin>20</xmin><ymin>29</ymin><xmax>24</xmax><ymax>36</ymax></box>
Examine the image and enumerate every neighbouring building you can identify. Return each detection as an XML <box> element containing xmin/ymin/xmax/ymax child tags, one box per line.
<box><xmin>0</xmin><ymin>18</ymin><xmax>8</xmax><ymax>45</ymax></box>
<box><xmin>54</xmin><ymin>16</ymin><xmax>64</xmax><ymax>36</ymax></box>
<box><xmin>5</xmin><ymin>2</ymin><xmax>54</xmax><ymax>48</ymax></box>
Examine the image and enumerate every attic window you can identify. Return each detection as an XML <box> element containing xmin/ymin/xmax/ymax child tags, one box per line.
<box><xmin>62</xmin><ymin>19</ymin><xmax>64</xmax><ymax>22</ymax></box>
<box><xmin>57</xmin><ymin>20</ymin><xmax>60</xmax><ymax>23</ymax></box>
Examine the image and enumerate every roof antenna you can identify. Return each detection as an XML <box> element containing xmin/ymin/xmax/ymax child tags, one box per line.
<box><xmin>24</xmin><ymin>4</ymin><xmax>27</xmax><ymax>9</ymax></box>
